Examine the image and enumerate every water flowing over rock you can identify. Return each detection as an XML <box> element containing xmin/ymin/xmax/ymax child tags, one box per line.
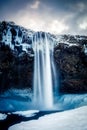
<box><xmin>32</xmin><ymin>32</ymin><xmax>57</xmax><ymax>109</ymax></box>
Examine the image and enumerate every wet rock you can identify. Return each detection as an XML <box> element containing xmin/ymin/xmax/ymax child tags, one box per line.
<box><xmin>0</xmin><ymin>44</ymin><xmax>34</xmax><ymax>93</ymax></box>
<box><xmin>54</xmin><ymin>43</ymin><xmax>87</xmax><ymax>93</ymax></box>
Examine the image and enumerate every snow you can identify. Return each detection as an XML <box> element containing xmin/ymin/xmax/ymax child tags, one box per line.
<box><xmin>1</xmin><ymin>22</ymin><xmax>87</xmax><ymax>53</ymax></box>
<box><xmin>54</xmin><ymin>34</ymin><xmax>86</xmax><ymax>47</ymax></box>
<box><xmin>83</xmin><ymin>44</ymin><xmax>87</xmax><ymax>54</ymax></box>
<box><xmin>1</xmin><ymin>24</ymin><xmax>33</xmax><ymax>53</ymax></box>
<box><xmin>2</xmin><ymin>28</ymin><xmax>12</xmax><ymax>48</ymax></box>
<box><xmin>9</xmin><ymin>106</ymin><xmax>87</xmax><ymax>130</ymax></box>
<box><xmin>12</xmin><ymin>110</ymin><xmax>39</xmax><ymax>117</ymax></box>
<box><xmin>0</xmin><ymin>113</ymin><xmax>7</xmax><ymax>120</ymax></box>
<box><xmin>15</xmin><ymin>29</ymin><xmax>22</xmax><ymax>44</ymax></box>
<box><xmin>21</xmin><ymin>43</ymin><xmax>31</xmax><ymax>52</ymax></box>
<box><xmin>54</xmin><ymin>35</ymin><xmax>79</xmax><ymax>47</ymax></box>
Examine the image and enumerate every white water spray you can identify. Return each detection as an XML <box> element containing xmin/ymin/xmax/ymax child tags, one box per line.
<box><xmin>32</xmin><ymin>32</ymin><xmax>57</xmax><ymax>109</ymax></box>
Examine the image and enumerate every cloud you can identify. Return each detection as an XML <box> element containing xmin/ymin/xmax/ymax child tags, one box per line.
<box><xmin>79</xmin><ymin>23</ymin><xmax>87</xmax><ymax>30</ymax></box>
<box><xmin>46</xmin><ymin>20</ymin><xmax>69</xmax><ymax>34</ymax></box>
<box><xmin>30</xmin><ymin>0</ymin><xmax>40</xmax><ymax>9</ymax></box>
<box><xmin>79</xmin><ymin>21</ymin><xmax>87</xmax><ymax>30</ymax></box>
<box><xmin>77</xmin><ymin>2</ymin><xmax>86</xmax><ymax>12</ymax></box>
<box><xmin>8</xmin><ymin>4</ymin><xmax>69</xmax><ymax>34</ymax></box>
<box><xmin>69</xmin><ymin>1</ymin><xmax>86</xmax><ymax>13</ymax></box>
<box><xmin>1</xmin><ymin>0</ymin><xmax>87</xmax><ymax>35</ymax></box>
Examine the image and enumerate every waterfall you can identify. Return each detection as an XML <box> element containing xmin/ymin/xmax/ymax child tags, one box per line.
<box><xmin>32</xmin><ymin>32</ymin><xmax>57</xmax><ymax>109</ymax></box>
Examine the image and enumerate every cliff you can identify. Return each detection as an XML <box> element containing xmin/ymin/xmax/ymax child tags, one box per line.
<box><xmin>0</xmin><ymin>21</ymin><xmax>87</xmax><ymax>93</ymax></box>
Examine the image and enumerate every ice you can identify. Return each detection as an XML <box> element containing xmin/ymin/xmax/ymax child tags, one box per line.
<box><xmin>0</xmin><ymin>90</ymin><xmax>87</xmax><ymax>111</ymax></box>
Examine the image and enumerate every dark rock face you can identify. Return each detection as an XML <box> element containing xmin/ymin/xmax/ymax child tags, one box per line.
<box><xmin>0</xmin><ymin>44</ymin><xmax>34</xmax><ymax>93</ymax></box>
<box><xmin>54</xmin><ymin>43</ymin><xmax>87</xmax><ymax>93</ymax></box>
<box><xmin>0</xmin><ymin>21</ymin><xmax>34</xmax><ymax>93</ymax></box>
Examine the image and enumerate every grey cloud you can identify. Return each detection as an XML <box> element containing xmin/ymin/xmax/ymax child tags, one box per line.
<box><xmin>0</xmin><ymin>0</ymin><xmax>87</xmax><ymax>35</ymax></box>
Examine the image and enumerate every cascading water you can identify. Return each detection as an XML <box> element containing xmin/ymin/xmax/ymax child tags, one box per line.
<box><xmin>32</xmin><ymin>32</ymin><xmax>57</xmax><ymax>109</ymax></box>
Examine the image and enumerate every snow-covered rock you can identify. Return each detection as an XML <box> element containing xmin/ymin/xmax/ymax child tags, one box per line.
<box><xmin>0</xmin><ymin>21</ymin><xmax>34</xmax><ymax>53</ymax></box>
<box><xmin>12</xmin><ymin>110</ymin><xmax>39</xmax><ymax>117</ymax></box>
<box><xmin>1</xmin><ymin>21</ymin><xmax>87</xmax><ymax>53</ymax></box>
<box><xmin>0</xmin><ymin>113</ymin><xmax>7</xmax><ymax>120</ymax></box>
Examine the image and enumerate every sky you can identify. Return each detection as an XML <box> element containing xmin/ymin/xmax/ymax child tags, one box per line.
<box><xmin>0</xmin><ymin>0</ymin><xmax>87</xmax><ymax>35</ymax></box>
